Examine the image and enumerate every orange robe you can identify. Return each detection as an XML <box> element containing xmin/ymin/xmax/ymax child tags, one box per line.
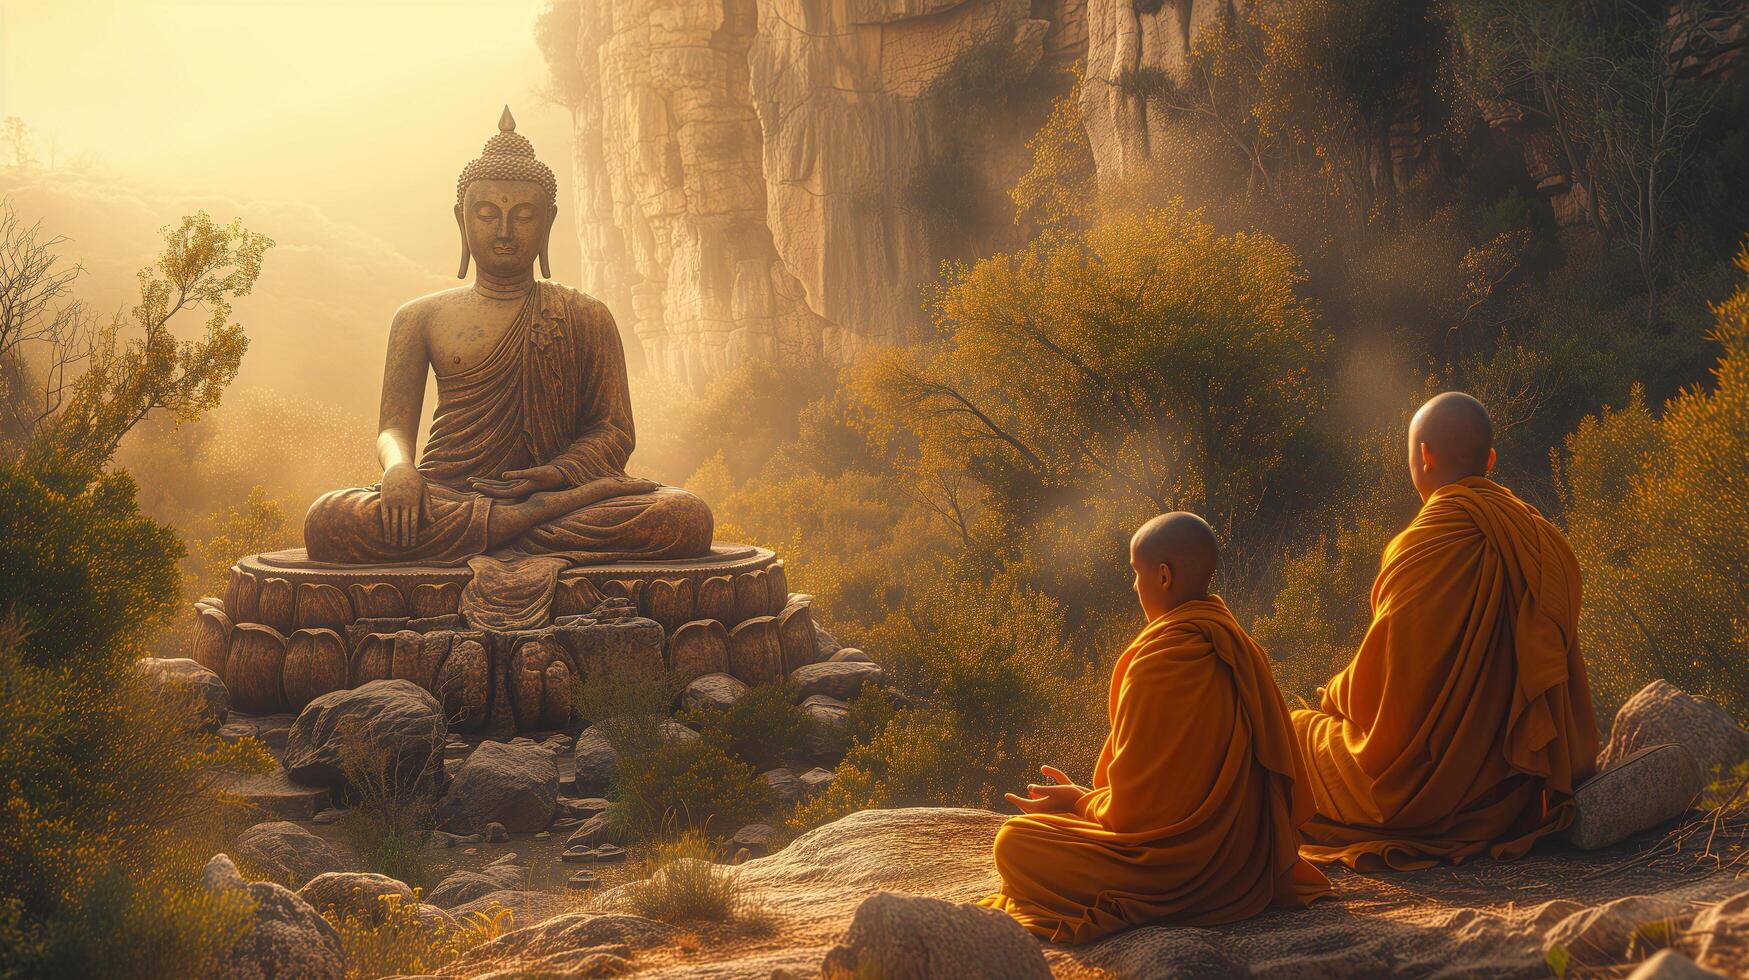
<box><xmin>981</xmin><ymin>597</ymin><xmax>1331</xmax><ymax>944</ymax></box>
<box><xmin>1292</xmin><ymin>477</ymin><xmax>1599</xmax><ymax>870</ymax></box>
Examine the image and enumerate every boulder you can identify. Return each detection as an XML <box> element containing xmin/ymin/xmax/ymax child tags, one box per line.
<box><xmin>821</xmin><ymin>892</ymin><xmax>1051</xmax><ymax>980</ymax></box>
<box><xmin>437</xmin><ymin>911</ymin><xmax>674</xmax><ymax>977</ymax></box>
<box><xmin>233</xmin><ymin>821</ymin><xmax>349</xmax><ymax>886</ymax></box>
<box><xmin>813</xmin><ymin>621</ymin><xmax>843</xmax><ymax>660</ymax></box>
<box><xmin>1602</xmin><ymin>680</ymin><xmax>1749</xmax><ymax>782</ymax></box>
<box><xmin>215</xmin><ymin>767</ymin><xmax>331</xmax><ymax>821</ymax></box>
<box><xmin>435</xmin><ymin>740</ymin><xmax>559</xmax><ymax>835</ymax></box>
<box><xmin>763</xmin><ymin>767</ymin><xmax>802</xmax><ymax>805</ymax></box>
<box><xmin>566</xmin><ymin>810</ymin><xmax>627</xmax><ymax>849</ymax></box>
<box><xmin>558</xmin><ymin>797</ymin><xmax>613</xmax><ymax>820</ymax></box>
<box><xmin>802</xmin><ymin>694</ymin><xmax>849</xmax><ymax>759</ymax></box>
<box><xmin>1569</xmin><ymin>744</ymin><xmax>1703</xmax><ymax>850</ymax></box>
<box><xmin>730</xmin><ymin>823</ymin><xmax>778</xmax><ymax>859</ymax></box>
<box><xmin>572</xmin><ymin>719</ymin><xmax>699</xmax><ymax>795</ymax></box>
<box><xmin>1628</xmin><ymin>950</ymin><xmax>1728</xmax><ymax>979</ymax></box>
<box><xmin>203</xmin><ymin>854</ymin><xmax>344</xmax><ymax>980</ymax></box>
<box><xmin>295</xmin><ymin>871</ymin><xmax>415</xmax><ymax>920</ymax></box>
<box><xmin>680</xmin><ymin>672</ymin><xmax>749</xmax><ymax>713</ymax></box>
<box><xmin>425</xmin><ymin>859</ymin><xmax>528</xmax><ymax>908</ymax></box>
<box><xmin>136</xmin><ymin>657</ymin><xmax>228</xmax><ymax>728</ymax></box>
<box><xmin>790</xmin><ymin>661</ymin><xmax>883</xmax><ymax>702</ymax></box>
<box><xmin>483</xmin><ymin>821</ymin><xmax>510</xmax><ymax>843</ymax></box>
<box><xmin>799</xmin><ymin>767</ymin><xmax>836</xmax><ymax>795</ymax></box>
<box><xmin>1686</xmin><ymin>887</ymin><xmax>1749</xmax><ymax>972</ymax></box>
<box><xmin>282</xmin><ymin>680</ymin><xmax>446</xmax><ymax>790</ymax></box>
<box><xmin>829</xmin><ymin>647</ymin><xmax>874</xmax><ymax>664</ymax></box>
<box><xmin>1543</xmin><ymin>895</ymin><xmax>1698</xmax><ymax>966</ymax></box>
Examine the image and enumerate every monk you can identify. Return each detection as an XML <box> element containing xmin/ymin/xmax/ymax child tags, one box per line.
<box><xmin>303</xmin><ymin>108</ymin><xmax>712</xmax><ymax>568</ymax></box>
<box><xmin>981</xmin><ymin>513</ymin><xmax>1331</xmax><ymax>944</ymax></box>
<box><xmin>1291</xmin><ymin>392</ymin><xmax>1599</xmax><ymax>870</ymax></box>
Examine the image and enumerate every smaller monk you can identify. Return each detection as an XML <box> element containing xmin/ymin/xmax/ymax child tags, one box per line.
<box><xmin>981</xmin><ymin>513</ymin><xmax>1331</xmax><ymax>944</ymax></box>
<box><xmin>1292</xmin><ymin>392</ymin><xmax>1599</xmax><ymax>870</ymax></box>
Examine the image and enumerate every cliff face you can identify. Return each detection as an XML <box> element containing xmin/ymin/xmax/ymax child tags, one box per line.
<box><xmin>551</xmin><ymin>0</ymin><xmax>1082</xmax><ymax>386</ymax></box>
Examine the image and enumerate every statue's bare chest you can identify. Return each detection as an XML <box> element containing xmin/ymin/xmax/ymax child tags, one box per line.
<box><xmin>423</xmin><ymin>294</ymin><xmax>524</xmax><ymax>376</ymax></box>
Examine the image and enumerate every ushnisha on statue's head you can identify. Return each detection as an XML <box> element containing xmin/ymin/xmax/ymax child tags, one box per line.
<box><xmin>454</xmin><ymin>106</ymin><xmax>560</xmax><ymax>281</ymax></box>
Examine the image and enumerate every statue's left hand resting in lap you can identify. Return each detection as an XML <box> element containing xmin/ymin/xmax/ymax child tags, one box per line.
<box><xmin>304</xmin><ymin>108</ymin><xmax>712</xmax><ymax>567</ymax></box>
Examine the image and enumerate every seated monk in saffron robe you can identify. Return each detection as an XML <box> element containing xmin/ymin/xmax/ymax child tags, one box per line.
<box><xmin>981</xmin><ymin>513</ymin><xmax>1331</xmax><ymax>944</ymax></box>
<box><xmin>1291</xmin><ymin>392</ymin><xmax>1599</xmax><ymax>870</ymax></box>
<box><xmin>303</xmin><ymin>110</ymin><xmax>712</xmax><ymax>568</ymax></box>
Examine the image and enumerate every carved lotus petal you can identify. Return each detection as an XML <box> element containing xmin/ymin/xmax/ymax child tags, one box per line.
<box><xmin>766</xmin><ymin>561</ymin><xmax>790</xmax><ymax>613</ymax></box>
<box><xmin>645</xmin><ymin>578</ymin><xmax>695</xmax><ymax>633</ymax></box>
<box><xmin>668</xmin><ymin>619</ymin><xmax>731</xmax><ymax>686</ymax></box>
<box><xmin>256</xmin><ymin>578</ymin><xmax>296</xmax><ymax>634</ymax></box>
<box><xmin>728</xmin><ymin>616</ymin><xmax>783</xmax><ymax>687</ymax></box>
<box><xmin>349</xmin><ymin>581</ymin><xmax>408</xmax><ymax>619</ymax></box>
<box><xmin>435</xmin><ymin>633</ymin><xmax>490</xmax><ymax>732</ymax></box>
<box><xmin>410</xmin><ymin>581</ymin><xmax>461</xmax><ymax>619</ymax></box>
<box><xmin>191</xmin><ymin>604</ymin><xmax>233</xmax><ymax>677</ymax></box>
<box><xmin>734</xmin><ymin>569</ymin><xmax>771</xmax><ymax>623</ymax></box>
<box><xmin>696</xmin><ymin>575</ymin><xmax>736</xmax><ymax>624</ymax></box>
<box><xmin>228</xmin><ymin>623</ymin><xmax>288</xmax><ymax>714</ymax></box>
<box><xmin>351</xmin><ymin>633</ymin><xmax>394</xmax><ymax>686</ymax></box>
<box><xmin>283</xmin><ymin>628</ymin><xmax>347</xmax><ymax>711</ymax></box>
<box><xmin>227</xmin><ymin>569</ymin><xmax>260</xmax><ymax>623</ymax></box>
<box><xmin>778</xmin><ymin>599</ymin><xmax>818</xmax><ymax>675</ymax></box>
<box><xmin>294</xmin><ymin>583</ymin><xmax>352</xmax><ymax>633</ymax></box>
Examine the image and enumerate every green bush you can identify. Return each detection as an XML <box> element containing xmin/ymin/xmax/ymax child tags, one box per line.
<box><xmin>681</xmin><ymin>682</ymin><xmax>812</xmax><ymax>771</ymax></box>
<box><xmin>334</xmin><ymin>717</ymin><xmax>441</xmax><ymax>886</ymax></box>
<box><xmin>617</xmin><ymin>828</ymin><xmax>774</xmax><ymax>931</ymax></box>
<box><xmin>611</xmin><ymin>738</ymin><xmax>773</xmax><ymax>839</ymax></box>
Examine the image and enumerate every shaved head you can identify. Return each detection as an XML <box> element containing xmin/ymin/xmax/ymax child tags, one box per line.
<box><xmin>1408</xmin><ymin>392</ymin><xmax>1494</xmax><ymax>498</ymax></box>
<box><xmin>1131</xmin><ymin>511</ymin><xmax>1219</xmax><ymax>604</ymax></box>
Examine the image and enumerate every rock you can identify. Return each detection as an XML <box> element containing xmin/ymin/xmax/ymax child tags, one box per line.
<box><xmin>763</xmin><ymin>767</ymin><xmax>802</xmax><ymax>805</ymax></box>
<box><xmin>1686</xmin><ymin>887</ymin><xmax>1749</xmax><ymax>972</ymax></box>
<box><xmin>730</xmin><ymin>823</ymin><xmax>777</xmax><ymax>859</ymax></box>
<box><xmin>296</xmin><ymin>871</ymin><xmax>414</xmax><ymax>920</ymax></box>
<box><xmin>790</xmin><ymin>661</ymin><xmax>883</xmax><ymax>702</ymax></box>
<box><xmin>799</xmin><ymin>767</ymin><xmax>836</xmax><ymax>794</ymax></box>
<box><xmin>803</xmin><ymin>694</ymin><xmax>849</xmax><ymax>758</ymax></box>
<box><xmin>311</xmin><ymin>808</ymin><xmax>346</xmax><ymax>825</ymax></box>
<box><xmin>204</xmin><ymin>853</ymin><xmax>247</xmax><ymax>892</ymax></box>
<box><xmin>1543</xmin><ymin>895</ymin><xmax>1698</xmax><ymax>965</ymax></box>
<box><xmin>425</xmin><ymin>862</ymin><xmax>528</xmax><ymax>908</ymax></box>
<box><xmin>567</xmin><ymin>810</ymin><xmax>626</xmax><ymax>849</ymax></box>
<box><xmin>567</xmin><ymin>869</ymin><xmax>600</xmax><ymax>890</ymax></box>
<box><xmin>219</xmin><ymin>720</ymin><xmax>257</xmax><ymax>743</ymax></box>
<box><xmin>829</xmin><ymin>647</ymin><xmax>874</xmax><ymax>664</ymax></box>
<box><xmin>204</xmin><ymin>867</ymin><xmax>344</xmax><ymax>980</ymax></box>
<box><xmin>1569</xmin><ymin>744</ymin><xmax>1703</xmax><ymax>849</ymax></box>
<box><xmin>680</xmin><ymin>672</ymin><xmax>749</xmax><ymax>713</ymax></box>
<box><xmin>483</xmin><ymin>821</ymin><xmax>510</xmax><ymax>843</ymax></box>
<box><xmin>216</xmin><ymin>767</ymin><xmax>331</xmax><ymax>821</ymax></box>
<box><xmin>1602</xmin><ymin>680</ymin><xmax>1749</xmax><ymax>782</ymax></box>
<box><xmin>558</xmin><ymin>797</ymin><xmax>613</xmax><ymax>819</ymax></box>
<box><xmin>572</xmin><ymin>720</ymin><xmax>698</xmax><ymax>795</ymax></box>
<box><xmin>1627</xmin><ymin>950</ymin><xmax>1727</xmax><ymax>979</ymax></box>
<box><xmin>136</xmin><ymin>657</ymin><xmax>228</xmax><ymax>728</ymax></box>
<box><xmin>233</xmin><ymin>821</ymin><xmax>349</xmax><ymax>886</ymax></box>
<box><xmin>821</xmin><ymin>892</ymin><xmax>1050</xmax><ymax>980</ymax></box>
<box><xmin>813</xmin><ymin>622</ymin><xmax>843</xmax><ymax>660</ymax></box>
<box><xmin>282</xmin><ymin>679</ymin><xmax>447</xmax><ymax>790</ymax></box>
<box><xmin>437</xmin><ymin>911</ymin><xmax>674</xmax><ymax>977</ymax></box>
<box><xmin>436</xmin><ymin>740</ymin><xmax>559</xmax><ymax>835</ymax></box>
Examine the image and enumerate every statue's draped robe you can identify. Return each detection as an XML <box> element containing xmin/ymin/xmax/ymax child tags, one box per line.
<box><xmin>981</xmin><ymin>597</ymin><xmax>1332</xmax><ymax>944</ymax></box>
<box><xmin>304</xmin><ymin>281</ymin><xmax>711</xmax><ymax>568</ymax></box>
<box><xmin>1291</xmin><ymin>477</ymin><xmax>1598</xmax><ymax>870</ymax></box>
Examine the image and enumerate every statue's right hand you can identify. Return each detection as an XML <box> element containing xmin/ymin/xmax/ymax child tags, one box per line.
<box><xmin>380</xmin><ymin>463</ymin><xmax>427</xmax><ymax>548</ymax></box>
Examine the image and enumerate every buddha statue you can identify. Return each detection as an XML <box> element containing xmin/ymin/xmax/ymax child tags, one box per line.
<box><xmin>303</xmin><ymin>108</ymin><xmax>714</xmax><ymax>574</ymax></box>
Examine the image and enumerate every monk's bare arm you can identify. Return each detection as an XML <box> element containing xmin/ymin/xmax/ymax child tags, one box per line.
<box><xmin>377</xmin><ymin>303</ymin><xmax>429</xmax><ymax>546</ymax></box>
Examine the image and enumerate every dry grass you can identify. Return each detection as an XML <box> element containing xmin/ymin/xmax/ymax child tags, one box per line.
<box><xmin>334</xmin><ymin>716</ymin><xmax>443</xmax><ymax>886</ymax></box>
<box><xmin>323</xmin><ymin>891</ymin><xmax>514</xmax><ymax>980</ymax></box>
<box><xmin>615</xmin><ymin>828</ymin><xmax>776</xmax><ymax>934</ymax></box>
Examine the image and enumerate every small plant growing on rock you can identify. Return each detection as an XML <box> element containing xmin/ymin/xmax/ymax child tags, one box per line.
<box><xmin>572</xmin><ymin>653</ymin><xmax>683</xmax><ymax>755</ymax></box>
<box><xmin>681</xmin><ymin>680</ymin><xmax>812</xmax><ymax>770</ymax></box>
<box><xmin>617</xmin><ymin>828</ymin><xmax>774</xmax><ymax>932</ymax></box>
<box><xmin>336</xmin><ymin>717</ymin><xmax>441</xmax><ymax>885</ymax></box>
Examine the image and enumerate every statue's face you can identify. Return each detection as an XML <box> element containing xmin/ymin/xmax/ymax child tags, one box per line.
<box><xmin>458</xmin><ymin>179</ymin><xmax>554</xmax><ymax>277</ymax></box>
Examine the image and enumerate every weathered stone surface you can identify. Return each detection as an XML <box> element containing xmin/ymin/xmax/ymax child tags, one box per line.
<box><xmin>192</xmin><ymin>604</ymin><xmax>234</xmax><ymax>677</ymax></box>
<box><xmin>1686</xmin><ymin>888</ymin><xmax>1749</xmax><ymax>974</ymax></box>
<box><xmin>1569</xmin><ymin>744</ymin><xmax>1703</xmax><ymax>850</ymax></box>
<box><xmin>735</xmin><ymin>569</ymin><xmax>771</xmax><ymax>622</ymax></box>
<box><xmin>293</xmin><ymin>582</ymin><xmax>352</xmax><ymax>633</ymax></box>
<box><xmin>791</xmin><ymin>660</ymin><xmax>883</xmax><ymax>702</ymax></box>
<box><xmin>204</xmin><ymin>852</ymin><xmax>247</xmax><ymax>891</ymax></box>
<box><xmin>645</xmin><ymin>577</ymin><xmax>696</xmax><ymax>633</ymax></box>
<box><xmin>1603</xmin><ymin>680</ymin><xmax>1749</xmax><ymax>782</ymax></box>
<box><xmin>730</xmin><ymin>822</ymin><xmax>778</xmax><ymax>859</ymax></box>
<box><xmin>209</xmin><ymin>878</ymin><xmax>345</xmax><ymax>980</ymax></box>
<box><xmin>283</xmin><ymin>679</ymin><xmax>446</xmax><ymax>789</ymax></box>
<box><xmin>1543</xmin><ymin>894</ymin><xmax>1699</xmax><ymax>966</ymax></box>
<box><xmin>799</xmin><ymin>766</ymin><xmax>836</xmax><ymax>795</ymax></box>
<box><xmin>438</xmin><ymin>911</ymin><xmax>674</xmax><ymax>978</ymax></box>
<box><xmin>426</xmin><ymin>861</ymin><xmax>528</xmax><ymax>909</ymax></box>
<box><xmin>296</xmin><ymin>871</ymin><xmax>415</xmax><ymax>920</ymax></box>
<box><xmin>829</xmin><ymin>647</ymin><xmax>874</xmax><ymax>664</ymax></box>
<box><xmin>822</xmin><ymin>891</ymin><xmax>1051</xmax><ymax>980</ymax></box>
<box><xmin>572</xmin><ymin>721</ymin><xmax>698</xmax><ymax>795</ymax></box>
<box><xmin>348</xmin><ymin>581</ymin><xmax>407</xmax><ymax>619</ymax></box>
<box><xmin>234</xmin><ymin>821</ymin><xmax>350</xmax><ymax>886</ymax></box>
<box><xmin>436</xmin><ymin>740</ymin><xmax>560</xmax><ymax>835</ymax></box>
<box><xmin>228</xmin><ymin>623</ymin><xmax>289</xmax><ymax>715</ymax></box>
<box><xmin>764</xmin><ymin>767</ymin><xmax>803</xmax><ymax>805</ymax></box>
<box><xmin>410</xmin><ymin>580</ymin><xmax>461</xmax><ymax>619</ymax></box>
<box><xmin>554</xmin><ymin>615</ymin><xmax>666</xmax><ymax>682</ymax></box>
<box><xmin>566</xmin><ymin>810</ymin><xmax>627</xmax><ymax>849</ymax></box>
<box><xmin>282</xmin><ymin>628</ymin><xmax>347</xmax><ymax>712</ymax></box>
<box><xmin>813</xmin><ymin>621</ymin><xmax>843</xmax><ymax>661</ymax></box>
<box><xmin>257</xmin><ymin>577</ymin><xmax>296</xmax><ymax>635</ymax></box>
<box><xmin>217</xmin><ymin>766</ymin><xmax>331</xmax><ymax>821</ymax></box>
<box><xmin>136</xmin><ymin>656</ymin><xmax>229</xmax><ymax>728</ymax></box>
<box><xmin>507</xmin><ymin>631</ymin><xmax>573</xmax><ymax>731</ymax></box>
<box><xmin>697</xmin><ymin>574</ymin><xmax>736</xmax><ymax>623</ymax></box>
<box><xmin>728</xmin><ymin>616</ymin><xmax>784</xmax><ymax>686</ymax></box>
<box><xmin>680</xmin><ymin>672</ymin><xmax>749</xmax><ymax>713</ymax></box>
<box><xmin>778</xmin><ymin>599</ymin><xmax>821</xmax><ymax>675</ymax></box>
<box><xmin>803</xmin><ymin>694</ymin><xmax>850</xmax><ymax>759</ymax></box>
<box><xmin>1627</xmin><ymin>950</ymin><xmax>1728</xmax><ymax>979</ymax></box>
<box><xmin>433</xmin><ymin>632</ymin><xmax>490</xmax><ymax>731</ymax></box>
<box><xmin>667</xmin><ymin>619</ymin><xmax>731</xmax><ymax>684</ymax></box>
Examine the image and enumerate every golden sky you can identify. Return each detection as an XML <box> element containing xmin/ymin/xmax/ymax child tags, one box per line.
<box><xmin>0</xmin><ymin>0</ymin><xmax>576</xmax><ymax>274</ymax></box>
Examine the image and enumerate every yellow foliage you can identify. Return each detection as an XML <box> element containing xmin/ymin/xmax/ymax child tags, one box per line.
<box><xmin>323</xmin><ymin>892</ymin><xmax>512</xmax><ymax>980</ymax></box>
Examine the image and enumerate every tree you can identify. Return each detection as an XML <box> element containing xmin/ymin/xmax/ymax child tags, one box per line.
<box><xmin>30</xmin><ymin>211</ymin><xmax>272</xmax><ymax>477</ymax></box>
<box><xmin>0</xmin><ymin>200</ymin><xmax>92</xmax><ymax>455</ymax></box>
<box><xmin>2</xmin><ymin>117</ymin><xmax>34</xmax><ymax>169</ymax></box>
<box><xmin>1557</xmin><ymin>242</ymin><xmax>1749</xmax><ymax>717</ymax></box>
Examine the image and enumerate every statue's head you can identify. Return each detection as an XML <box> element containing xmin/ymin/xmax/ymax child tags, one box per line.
<box><xmin>454</xmin><ymin>106</ymin><xmax>559</xmax><ymax>280</ymax></box>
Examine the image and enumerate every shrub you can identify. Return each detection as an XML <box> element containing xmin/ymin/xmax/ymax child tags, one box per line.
<box><xmin>792</xmin><ymin>711</ymin><xmax>960</xmax><ymax>829</ymax></box>
<box><xmin>617</xmin><ymin>828</ymin><xmax>773</xmax><ymax>930</ymax></box>
<box><xmin>0</xmin><ymin>618</ymin><xmax>272</xmax><ymax>978</ymax></box>
<box><xmin>571</xmin><ymin>654</ymin><xmax>682</xmax><ymax>756</ymax></box>
<box><xmin>324</xmin><ymin>892</ymin><xmax>512</xmax><ymax>980</ymax></box>
<box><xmin>1557</xmin><ymin>246</ymin><xmax>1749</xmax><ymax>717</ymax></box>
<box><xmin>681</xmin><ymin>682</ymin><xmax>812</xmax><ymax>771</ymax></box>
<box><xmin>611</xmin><ymin>738</ymin><xmax>772</xmax><ymax>839</ymax></box>
<box><xmin>334</xmin><ymin>717</ymin><xmax>441</xmax><ymax>886</ymax></box>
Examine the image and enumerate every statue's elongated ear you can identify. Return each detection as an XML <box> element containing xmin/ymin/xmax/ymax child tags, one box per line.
<box><xmin>454</xmin><ymin>204</ymin><xmax>470</xmax><ymax>279</ymax></box>
<box><xmin>538</xmin><ymin>203</ymin><xmax>557</xmax><ymax>279</ymax></box>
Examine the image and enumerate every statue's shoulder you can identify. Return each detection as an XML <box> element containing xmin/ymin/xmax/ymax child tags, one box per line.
<box><xmin>393</xmin><ymin>285</ymin><xmax>472</xmax><ymax>326</ymax></box>
<box><xmin>541</xmin><ymin>281</ymin><xmax>614</xmax><ymax>326</ymax></box>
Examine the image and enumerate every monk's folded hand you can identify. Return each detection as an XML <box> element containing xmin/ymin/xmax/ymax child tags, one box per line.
<box><xmin>469</xmin><ymin>464</ymin><xmax>568</xmax><ymax>500</ymax></box>
<box><xmin>1004</xmin><ymin>765</ymin><xmax>1088</xmax><ymax>815</ymax></box>
<box><xmin>380</xmin><ymin>463</ymin><xmax>428</xmax><ymax>548</ymax></box>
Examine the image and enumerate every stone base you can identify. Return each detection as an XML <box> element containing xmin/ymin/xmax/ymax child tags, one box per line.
<box><xmin>189</xmin><ymin>545</ymin><xmax>822</xmax><ymax>730</ymax></box>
